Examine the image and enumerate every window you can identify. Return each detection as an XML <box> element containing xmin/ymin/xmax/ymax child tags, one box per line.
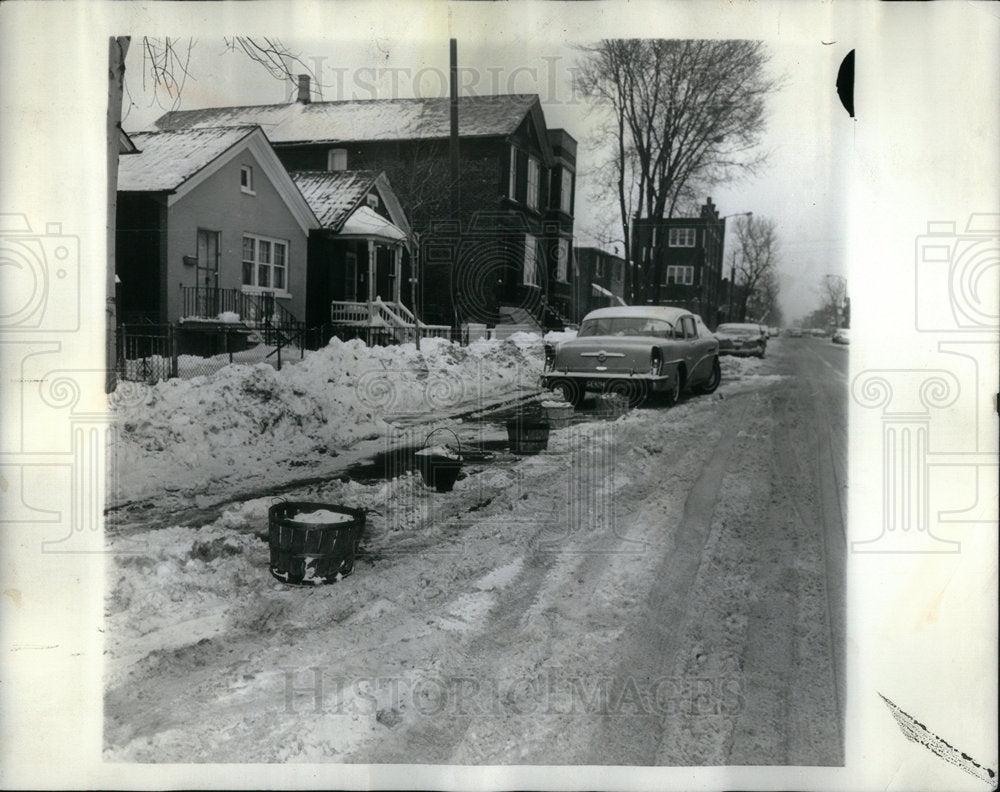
<box><xmin>527</xmin><ymin>157</ymin><xmax>540</xmax><ymax>210</ymax></box>
<box><xmin>668</xmin><ymin>227</ymin><xmax>696</xmax><ymax>247</ymax></box>
<box><xmin>240</xmin><ymin>166</ymin><xmax>254</xmax><ymax>194</ymax></box>
<box><xmin>665</xmin><ymin>265</ymin><xmax>695</xmax><ymax>286</ymax></box>
<box><xmin>366</xmin><ymin>192</ymin><xmax>380</xmax><ymax>209</ymax></box>
<box><xmin>242</xmin><ymin>234</ymin><xmax>288</xmax><ymax>292</ymax></box>
<box><xmin>595</xmin><ymin>257</ymin><xmax>605</xmax><ymax>279</ymax></box>
<box><xmin>556</xmin><ymin>238</ymin><xmax>569</xmax><ymax>283</ymax></box>
<box><xmin>327</xmin><ymin>148</ymin><xmax>348</xmax><ymax>171</ymax></box>
<box><xmin>523</xmin><ymin>234</ymin><xmax>538</xmax><ymax>286</ymax></box>
<box><xmin>560</xmin><ymin>168</ymin><xmax>573</xmax><ymax>214</ymax></box>
<box><xmin>509</xmin><ymin>146</ymin><xmax>517</xmax><ymax>199</ymax></box>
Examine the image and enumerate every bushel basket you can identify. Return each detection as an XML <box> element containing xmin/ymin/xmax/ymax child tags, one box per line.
<box><xmin>506</xmin><ymin>418</ymin><xmax>550</xmax><ymax>455</ymax></box>
<box><xmin>416</xmin><ymin>427</ymin><xmax>463</xmax><ymax>492</ymax></box>
<box><xmin>268</xmin><ymin>501</ymin><xmax>365</xmax><ymax>586</ymax></box>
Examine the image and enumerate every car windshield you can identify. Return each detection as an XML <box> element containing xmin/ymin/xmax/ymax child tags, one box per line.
<box><xmin>578</xmin><ymin>316</ymin><xmax>675</xmax><ymax>339</ymax></box>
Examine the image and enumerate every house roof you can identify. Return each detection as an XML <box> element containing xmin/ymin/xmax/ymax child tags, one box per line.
<box><xmin>289</xmin><ymin>170</ymin><xmax>383</xmax><ymax>230</ymax></box>
<box><xmin>117</xmin><ymin>126</ymin><xmax>260</xmax><ymax>192</ymax></box>
<box><xmin>117</xmin><ymin>125</ymin><xmax>319</xmax><ymax>235</ymax></box>
<box><xmin>339</xmin><ymin>206</ymin><xmax>407</xmax><ymax>244</ymax></box>
<box><xmin>155</xmin><ymin>94</ymin><xmax>543</xmax><ymax>146</ymax></box>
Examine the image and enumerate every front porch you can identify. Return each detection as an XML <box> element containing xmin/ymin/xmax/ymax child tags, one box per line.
<box><xmin>330</xmin><ymin>297</ymin><xmax>452</xmax><ymax>344</ymax></box>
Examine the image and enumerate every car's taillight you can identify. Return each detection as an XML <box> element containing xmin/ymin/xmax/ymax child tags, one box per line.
<box><xmin>650</xmin><ymin>348</ymin><xmax>663</xmax><ymax>376</ymax></box>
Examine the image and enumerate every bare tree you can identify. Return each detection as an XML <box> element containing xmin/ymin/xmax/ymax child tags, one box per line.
<box><xmin>733</xmin><ymin>214</ymin><xmax>780</xmax><ymax>322</ymax></box>
<box><xmin>745</xmin><ymin>265</ymin><xmax>783</xmax><ymax>326</ymax></box>
<box><xmin>128</xmin><ymin>37</ymin><xmax>321</xmax><ymax>119</ymax></box>
<box><xmin>574</xmin><ymin>39</ymin><xmax>779</xmax><ymax>303</ymax></box>
<box><xmin>821</xmin><ymin>274</ymin><xmax>848</xmax><ymax>329</ymax></box>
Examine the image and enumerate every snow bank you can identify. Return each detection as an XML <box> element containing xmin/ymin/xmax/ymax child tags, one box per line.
<box><xmin>111</xmin><ymin>336</ymin><xmax>544</xmax><ymax>503</ymax></box>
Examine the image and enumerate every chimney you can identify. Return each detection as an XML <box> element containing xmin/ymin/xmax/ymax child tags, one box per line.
<box><xmin>297</xmin><ymin>74</ymin><xmax>311</xmax><ymax>104</ymax></box>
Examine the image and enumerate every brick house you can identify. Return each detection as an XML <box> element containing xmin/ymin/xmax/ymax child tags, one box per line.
<box><xmin>155</xmin><ymin>81</ymin><xmax>577</xmax><ymax>332</ymax></box>
<box><xmin>631</xmin><ymin>198</ymin><xmax>727</xmax><ymax>328</ymax></box>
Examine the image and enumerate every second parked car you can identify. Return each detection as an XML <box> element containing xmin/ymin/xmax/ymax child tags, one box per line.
<box><xmin>715</xmin><ymin>322</ymin><xmax>768</xmax><ymax>358</ymax></box>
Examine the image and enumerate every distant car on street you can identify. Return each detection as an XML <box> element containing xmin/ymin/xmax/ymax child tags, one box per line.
<box><xmin>832</xmin><ymin>327</ymin><xmax>850</xmax><ymax>345</ymax></box>
<box><xmin>715</xmin><ymin>322</ymin><xmax>767</xmax><ymax>358</ymax></box>
<box><xmin>768</xmin><ymin>326</ymin><xmax>780</xmax><ymax>337</ymax></box>
<box><xmin>786</xmin><ymin>327</ymin><xmax>803</xmax><ymax>338</ymax></box>
<box><xmin>541</xmin><ymin>306</ymin><xmax>721</xmax><ymax>407</ymax></box>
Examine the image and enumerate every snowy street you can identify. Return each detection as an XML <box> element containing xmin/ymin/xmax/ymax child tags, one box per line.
<box><xmin>104</xmin><ymin>335</ymin><xmax>847</xmax><ymax>765</ymax></box>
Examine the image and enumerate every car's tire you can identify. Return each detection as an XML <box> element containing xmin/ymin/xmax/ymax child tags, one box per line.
<box><xmin>550</xmin><ymin>378</ymin><xmax>585</xmax><ymax>408</ymax></box>
<box><xmin>607</xmin><ymin>379</ymin><xmax>649</xmax><ymax>408</ymax></box>
<box><xmin>664</xmin><ymin>369</ymin><xmax>683</xmax><ymax>406</ymax></box>
<box><xmin>696</xmin><ymin>357</ymin><xmax>721</xmax><ymax>394</ymax></box>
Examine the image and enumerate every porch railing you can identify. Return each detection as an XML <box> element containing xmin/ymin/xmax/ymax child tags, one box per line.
<box><xmin>330</xmin><ymin>299</ymin><xmax>451</xmax><ymax>343</ymax></box>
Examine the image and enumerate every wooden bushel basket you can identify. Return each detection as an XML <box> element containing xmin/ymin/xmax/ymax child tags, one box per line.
<box><xmin>506</xmin><ymin>418</ymin><xmax>550</xmax><ymax>455</ymax></box>
<box><xmin>268</xmin><ymin>502</ymin><xmax>365</xmax><ymax>586</ymax></box>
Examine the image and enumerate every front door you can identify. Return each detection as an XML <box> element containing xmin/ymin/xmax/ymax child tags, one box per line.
<box><xmin>196</xmin><ymin>229</ymin><xmax>220</xmax><ymax>316</ymax></box>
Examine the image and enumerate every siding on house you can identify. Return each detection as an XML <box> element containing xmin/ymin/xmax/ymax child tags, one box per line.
<box><xmin>165</xmin><ymin>147</ymin><xmax>310</xmax><ymax>323</ymax></box>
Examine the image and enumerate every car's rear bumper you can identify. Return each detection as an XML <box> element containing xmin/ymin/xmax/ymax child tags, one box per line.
<box><xmin>541</xmin><ymin>372</ymin><xmax>672</xmax><ymax>391</ymax></box>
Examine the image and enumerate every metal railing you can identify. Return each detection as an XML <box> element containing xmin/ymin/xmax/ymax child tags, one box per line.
<box><xmin>330</xmin><ymin>299</ymin><xmax>452</xmax><ymax>344</ymax></box>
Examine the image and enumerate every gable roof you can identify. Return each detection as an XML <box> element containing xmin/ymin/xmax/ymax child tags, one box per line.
<box><xmin>289</xmin><ymin>170</ymin><xmax>411</xmax><ymax>243</ymax></box>
<box><xmin>289</xmin><ymin>170</ymin><xmax>382</xmax><ymax>229</ymax></box>
<box><xmin>117</xmin><ymin>126</ymin><xmax>260</xmax><ymax>192</ymax></box>
<box><xmin>155</xmin><ymin>94</ymin><xmax>551</xmax><ymax>156</ymax></box>
<box><xmin>118</xmin><ymin>125</ymin><xmax>319</xmax><ymax>234</ymax></box>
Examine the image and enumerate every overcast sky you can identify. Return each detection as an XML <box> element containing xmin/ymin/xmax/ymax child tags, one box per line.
<box><xmin>124</xmin><ymin>36</ymin><xmax>851</xmax><ymax>323</ymax></box>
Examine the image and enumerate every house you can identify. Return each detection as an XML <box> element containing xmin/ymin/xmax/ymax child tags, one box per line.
<box><xmin>116</xmin><ymin>125</ymin><xmax>318</xmax><ymax>352</ymax></box>
<box><xmin>155</xmin><ymin>81</ymin><xmax>577</xmax><ymax>332</ymax></box>
<box><xmin>631</xmin><ymin>198</ymin><xmax>727</xmax><ymax>328</ymax></box>
<box><xmin>290</xmin><ymin>169</ymin><xmax>448</xmax><ymax>342</ymax></box>
<box><xmin>573</xmin><ymin>246</ymin><xmax>628</xmax><ymax>322</ymax></box>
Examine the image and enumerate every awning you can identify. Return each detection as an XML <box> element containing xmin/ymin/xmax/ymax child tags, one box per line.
<box><xmin>592</xmin><ymin>283</ymin><xmax>628</xmax><ymax>306</ymax></box>
<box><xmin>338</xmin><ymin>206</ymin><xmax>407</xmax><ymax>244</ymax></box>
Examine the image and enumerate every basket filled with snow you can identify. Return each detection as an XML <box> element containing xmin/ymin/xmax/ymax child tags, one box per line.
<box><xmin>506</xmin><ymin>417</ymin><xmax>550</xmax><ymax>455</ymax></box>
<box><xmin>267</xmin><ymin>502</ymin><xmax>366</xmax><ymax>586</ymax></box>
<box><xmin>540</xmin><ymin>397</ymin><xmax>574</xmax><ymax>429</ymax></box>
<box><xmin>415</xmin><ymin>427</ymin><xmax>463</xmax><ymax>492</ymax></box>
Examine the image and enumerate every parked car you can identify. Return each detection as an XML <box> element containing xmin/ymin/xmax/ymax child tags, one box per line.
<box><xmin>541</xmin><ymin>306</ymin><xmax>721</xmax><ymax>407</ymax></box>
<box><xmin>786</xmin><ymin>327</ymin><xmax>803</xmax><ymax>338</ymax></box>
<box><xmin>832</xmin><ymin>327</ymin><xmax>850</xmax><ymax>345</ymax></box>
<box><xmin>715</xmin><ymin>322</ymin><xmax>767</xmax><ymax>358</ymax></box>
<box><xmin>768</xmin><ymin>326</ymin><xmax>780</xmax><ymax>337</ymax></box>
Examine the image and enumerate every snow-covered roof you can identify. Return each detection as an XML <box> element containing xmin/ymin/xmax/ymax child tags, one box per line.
<box><xmin>117</xmin><ymin>126</ymin><xmax>259</xmax><ymax>192</ymax></box>
<box><xmin>339</xmin><ymin>206</ymin><xmax>407</xmax><ymax>243</ymax></box>
<box><xmin>583</xmin><ymin>305</ymin><xmax>688</xmax><ymax>322</ymax></box>
<box><xmin>591</xmin><ymin>283</ymin><xmax>628</xmax><ymax>306</ymax></box>
<box><xmin>289</xmin><ymin>170</ymin><xmax>381</xmax><ymax>230</ymax></box>
<box><xmin>155</xmin><ymin>95</ymin><xmax>542</xmax><ymax>145</ymax></box>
